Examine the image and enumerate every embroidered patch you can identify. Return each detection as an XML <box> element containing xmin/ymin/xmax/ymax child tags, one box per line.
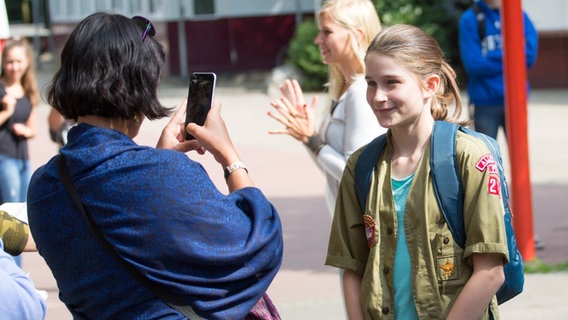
<box><xmin>362</xmin><ymin>214</ymin><xmax>376</xmax><ymax>248</ymax></box>
<box><xmin>488</xmin><ymin>175</ymin><xmax>501</xmax><ymax>197</ymax></box>
<box><xmin>487</xmin><ymin>163</ymin><xmax>498</xmax><ymax>175</ymax></box>
<box><xmin>437</xmin><ymin>256</ymin><xmax>459</xmax><ymax>281</ymax></box>
<box><xmin>475</xmin><ymin>154</ymin><xmax>495</xmax><ymax>172</ymax></box>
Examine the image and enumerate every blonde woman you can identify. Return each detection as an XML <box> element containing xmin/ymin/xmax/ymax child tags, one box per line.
<box><xmin>268</xmin><ymin>0</ymin><xmax>386</xmax><ymax>218</ymax></box>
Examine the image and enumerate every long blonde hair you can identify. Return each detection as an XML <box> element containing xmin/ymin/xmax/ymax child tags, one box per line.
<box><xmin>1</xmin><ymin>38</ymin><xmax>40</xmax><ymax>107</ymax></box>
<box><xmin>319</xmin><ymin>0</ymin><xmax>381</xmax><ymax>100</ymax></box>
<box><xmin>366</xmin><ymin>24</ymin><xmax>467</xmax><ymax>124</ymax></box>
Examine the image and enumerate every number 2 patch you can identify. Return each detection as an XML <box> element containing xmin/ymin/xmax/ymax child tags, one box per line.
<box><xmin>476</xmin><ymin>154</ymin><xmax>501</xmax><ymax>197</ymax></box>
<box><xmin>487</xmin><ymin>175</ymin><xmax>500</xmax><ymax>196</ymax></box>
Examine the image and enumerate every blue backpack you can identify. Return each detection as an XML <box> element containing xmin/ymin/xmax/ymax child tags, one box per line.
<box><xmin>354</xmin><ymin>120</ymin><xmax>524</xmax><ymax>304</ymax></box>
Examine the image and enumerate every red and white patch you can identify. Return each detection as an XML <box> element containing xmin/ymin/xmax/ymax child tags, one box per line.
<box><xmin>363</xmin><ymin>215</ymin><xmax>376</xmax><ymax>248</ymax></box>
<box><xmin>488</xmin><ymin>175</ymin><xmax>501</xmax><ymax>197</ymax></box>
<box><xmin>476</xmin><ymin>154</ymin><xmax>495</xmax><ymax>172</ymax></box>
<box><xmin>487</xmin><ymin>163</ymin><xmax>498</xmax><ymax>175</ymax></box>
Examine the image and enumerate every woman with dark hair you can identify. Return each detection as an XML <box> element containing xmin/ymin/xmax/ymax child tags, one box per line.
<box><xmin>27</xmin><ymin>12</ymin><xmax>282</xmax><ymax>320</ymax></box>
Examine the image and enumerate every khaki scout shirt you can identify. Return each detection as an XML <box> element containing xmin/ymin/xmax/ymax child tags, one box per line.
<box><xmin>326</xmin><ymin>131</ymin><xmax>509</xmax><ymax>319</ymax></box>
<box><xmin>0</xmin><ymin>210</ymin><xmax>30</xmax><ymax>256</ymax></box>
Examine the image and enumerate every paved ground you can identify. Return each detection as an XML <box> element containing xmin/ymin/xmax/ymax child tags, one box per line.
<box><xmin>19</xmin><ymin>64</ymin><xmax>568</xmax><ymax>319</ymax></box>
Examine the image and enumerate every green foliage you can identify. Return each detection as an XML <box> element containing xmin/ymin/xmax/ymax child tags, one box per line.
<box><xmin>286</xmin><ymin>0</ymin><xmax>474</xmax><ymax>90</ymax></box>
<box><xmin>524</xmin><ymin>258</ymin><xmax>568</xmax><ymax>274</ymax></box>
<box><xmin>285</xmin><ymin>18</ymin><xmax>328</xmax><ymax>91</ymax></box>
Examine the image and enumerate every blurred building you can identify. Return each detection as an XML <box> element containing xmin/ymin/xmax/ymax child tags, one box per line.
<box><xmin>523</xmin><ymin>0</ymin><xmax>568</xmax><ymax>88</ymax></box>
<box><xmin>3</xmin><ymin>0</ymin><xmax>568</xmax><ymax>87</ymax></box>
<box><xmin>4</xmin><ymin>0</ymin><xmax>315</xmax><ymax>78</ymax></box>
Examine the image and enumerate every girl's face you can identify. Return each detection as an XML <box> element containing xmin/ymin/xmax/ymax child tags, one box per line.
<box><xmin>365</xmin><ymin>52</ymin><xmax>433</xmax><ymax>129</ymax></box>
<box><xmin>2</xmin><ymin>46</ymin><xmax>29</xmax><ymax>83</ymax></box>
<box><xmin>314</xmin><ymin>13</ymin><xmax>355</xmax><ymax>65</ymax></box>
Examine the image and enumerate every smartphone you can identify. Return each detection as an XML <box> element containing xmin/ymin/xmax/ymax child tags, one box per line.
<box><xmin>184</xmin><ymin>72</ymin><xmax>216</xmax><ymax>140</ymax></box>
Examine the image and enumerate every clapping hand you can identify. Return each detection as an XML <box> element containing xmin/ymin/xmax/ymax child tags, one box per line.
<box><xmin>267</xmin><ymin>79</ymin><xmax>319</xmax><ymax>143</ymax></box>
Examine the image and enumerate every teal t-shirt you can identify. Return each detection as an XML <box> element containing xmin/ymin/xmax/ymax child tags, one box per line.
<box><xmin>392</xmin><ymin>174</ymin><xmax>419</xmax><ymax>320</ymax></box>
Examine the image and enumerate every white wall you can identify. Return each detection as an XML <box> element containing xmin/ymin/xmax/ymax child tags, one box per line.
<box><xmin>49</xmin><ymin>0</ymin><xmax>315</xmax><ymax>23</ymax></box>
<box><xmin>1</xmin><ymin>0</ymin><xmax>10</xmax><ymax>38</ymax></box>
<box><xmin>46</xmin><ymin>0</ymin><xmax>568</xmax><ymax>32</ymax></box>
<box><xmin>213</xmin><ymin>0</ymin><xmax>314</xmax><ymax>18</ymax></box>
<box><xmin>523</xmin><ymin>0</ymin><xmax>568</xmax><ymax>31</ymax></box>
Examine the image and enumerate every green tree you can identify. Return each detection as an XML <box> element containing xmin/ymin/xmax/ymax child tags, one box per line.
<box><xmin>286</xmin><ymin>18</ymin><xmax>328</xmax><ymax>91</ymax></box>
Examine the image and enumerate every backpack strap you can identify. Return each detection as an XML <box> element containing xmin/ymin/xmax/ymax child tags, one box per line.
<box><xmin>434</xmin><ymin>122</ymin><xmax>525</xmax><ymax>304</ymax></box>
<box><xmin>430</xmin><ymin>121</ymin><xmax>466</xmax><ymax>248</ymax></box>
<box><xmin>354</xmin><ymin>134</ymin><xmax>387</xmax><ymax>214</ymax></box>
<box><xmin>472</xmin><ymin>3</ymin><xmax>486</xmax><ymax>42</ymax></box>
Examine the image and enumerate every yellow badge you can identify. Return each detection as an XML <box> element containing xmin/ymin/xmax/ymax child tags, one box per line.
<box><xmin>439</xmin><ymin>259</ymin><xmax>455</xmax><ymax>277</ymax></box>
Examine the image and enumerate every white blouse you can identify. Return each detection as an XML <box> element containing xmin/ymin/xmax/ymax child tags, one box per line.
<box><xmin>313</xmin><ymin>76</ymin><xmax>387</xmax><ymax>217</ymax></box>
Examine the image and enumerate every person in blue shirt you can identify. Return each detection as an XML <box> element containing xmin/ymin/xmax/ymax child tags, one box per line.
<box><xmin>0</xmin><ymin>237</ymin><xmax>46</xmax><ymax>320</ymax></box>
<box><xmin>459</xmin><ymin>0</ymin><xmax>538</xmax><ymax>140</ymax></box>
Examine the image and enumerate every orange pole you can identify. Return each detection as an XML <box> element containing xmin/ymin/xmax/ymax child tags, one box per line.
<box><xmin>501</xmin><ymin>0</ymin><xmax>536</xmax><ymax>260</ymax></box>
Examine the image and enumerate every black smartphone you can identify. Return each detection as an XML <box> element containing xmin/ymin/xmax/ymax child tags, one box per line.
<box><xmin>184</xmin><ymin>72</ymin><xmax>216</xmax><ymax>140</ymax></box>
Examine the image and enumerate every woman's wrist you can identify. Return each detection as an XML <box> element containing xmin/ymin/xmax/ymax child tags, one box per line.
<box><xmin>305</xmin><ymin>134</ymin><xmax>325</xmax><ymax>155</ymax></box>
<box><xmin>223</xmin><ymin>161</ymin><xmax>248</xmax><ymax>180</ymax></box>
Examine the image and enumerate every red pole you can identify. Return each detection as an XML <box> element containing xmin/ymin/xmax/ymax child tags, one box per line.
<box><xmin>501</xmin><ymin>0</ymin><xmax>536</xmax><ymax>261</ymax></box>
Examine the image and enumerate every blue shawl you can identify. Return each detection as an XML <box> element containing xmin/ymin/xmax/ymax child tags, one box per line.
<box><xmin>27</xmin><ymin>124</ymin><xmax>283</xmax><ymax>319</ymax></box>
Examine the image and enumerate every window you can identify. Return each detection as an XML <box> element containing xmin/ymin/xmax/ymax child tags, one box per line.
<box><xmin>194</xmin><ymin>0</ymin><xmax>214</xmax><ymax>15</ymax></box>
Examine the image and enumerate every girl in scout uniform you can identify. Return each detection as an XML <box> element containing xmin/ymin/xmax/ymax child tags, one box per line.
<box><xmin>326</xmin><ymin>24</ymin><xmax>508</xmax><ymax>319</ymax></box>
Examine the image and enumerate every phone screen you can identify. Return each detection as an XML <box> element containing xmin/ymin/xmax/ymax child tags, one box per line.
<box><xmin>184</xmin><ymin>72</ymin><xmax>216</xmax><ymax>140</ymax></box>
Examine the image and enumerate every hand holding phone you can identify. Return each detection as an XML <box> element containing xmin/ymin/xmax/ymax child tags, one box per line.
<box><xmin>184</xmin><ymin>72</ymin><xmax>216</xmax><ymax>140</ymax></box>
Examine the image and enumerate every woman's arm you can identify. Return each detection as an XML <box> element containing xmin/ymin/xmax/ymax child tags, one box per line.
<box><xmin>446</xmin><ymin>253</ymin><xmax>504</xmax><ymax>320</ymax></box>
<box><xmin>12</xmin><ymin>104</ymin><xmax>37</xmax><ymax>138</ymax></box>
<box><xmin>343</xmin><ymin>269</ymin><xmax>365</xmax><ymax>320</ymax></box>
<box><xmin>0</xmin><ymin>239</ymin><xmax>47</xmax><ymax>319</ymax></box>
<box><xmin>157</xmin><ymin>99</ymin><xmax>254</xmax><ymax>192</ymax></box>
<box><xmin>0</xmin><ymin>94</ymin><xmax>16</xmax><ymax>126</ymax></box>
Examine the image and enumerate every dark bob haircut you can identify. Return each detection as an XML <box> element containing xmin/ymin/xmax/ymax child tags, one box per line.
<box><xmin>47</xmin><ymin>12</ymin><xmax>172</xmax><ymax>121</ymax></box>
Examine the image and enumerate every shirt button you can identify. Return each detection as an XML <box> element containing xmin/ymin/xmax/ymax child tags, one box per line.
<box><xmin>382</xmin><ymin>307</ymin><xmax>389</xmax><ymax>314</ymax></box>
<box><xmin>387</xmin><ymin>227</ymin><xmax>393</xmax><ymax>235</ymax></box>
<box><xmin>383</xmin><ymin>267</ymin><xmax>390</xmax><ymax>274</ymax></box>
<box><xmin>443</xmin><ymin>236</ymin><xmax>450</xmax><ymax>245</ymax></box>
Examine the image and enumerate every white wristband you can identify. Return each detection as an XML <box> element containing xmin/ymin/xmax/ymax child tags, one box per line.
<box><xmin>224</xmin><ymin>161</ymin><xmax>248</xmax><ymax>179</ymax></box>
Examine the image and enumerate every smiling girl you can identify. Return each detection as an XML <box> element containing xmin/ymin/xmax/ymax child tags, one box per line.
<box><xmin>326</xmin><ymin>24</ymin><xmax>508</xmax><ymax>319</ymax></box>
